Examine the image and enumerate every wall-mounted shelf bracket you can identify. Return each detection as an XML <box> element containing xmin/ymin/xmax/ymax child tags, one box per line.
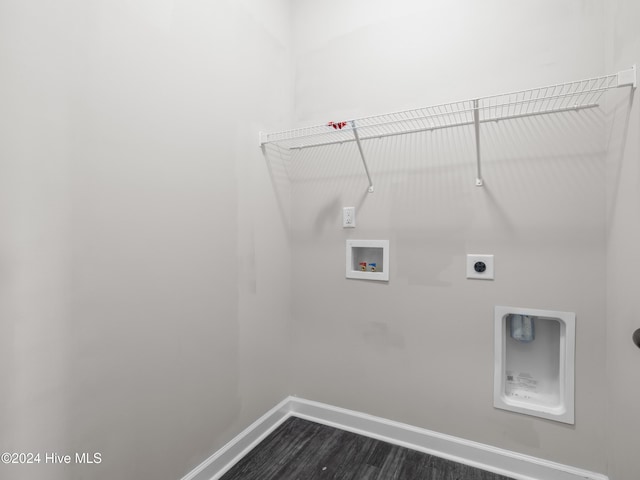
<box><xmin>473</xmin><ymin>99</ymin><xmax>483</xmax><ymax>187</ymax></box>
<box><xmin>617</xmin><ymin>65</ymin><xmax>636</xmax><ymax>89</ymax></box>
<box><xmin>351</xmin><ymin>120</ymin><xmax>374</xmax><ymax>193</ymax></box>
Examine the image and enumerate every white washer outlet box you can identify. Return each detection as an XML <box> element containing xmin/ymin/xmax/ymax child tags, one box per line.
<box><xmin>467</xmin><ymin>254</ymin><xmax>494</xmax><ymax>280</ymax></box>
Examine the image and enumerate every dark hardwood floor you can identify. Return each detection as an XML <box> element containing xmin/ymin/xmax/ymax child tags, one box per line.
<box><xmin>220</xmin><ymin>416</ymin><xmax>516</xmax><ymax>480</ymax></box>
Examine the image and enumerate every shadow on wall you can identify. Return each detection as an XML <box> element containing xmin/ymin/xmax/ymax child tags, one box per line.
<box><xmin>262</xmin><ymin>143</ymin><xmax>294</xmax><ymax>232</ymax></box>
<box><xmin>261</xmin><ymin>105</ymin><xmax>610</xmax><ymax>288</ymax></box>
<box><xmin>261</xmin><ymin>104</ymin><xmax>607</xmax><ymax>204</ymax></box>
<box><xmin>604</xmin><ymin>89</ymin><xmax>635</xmax><ymax>234</ymax></box>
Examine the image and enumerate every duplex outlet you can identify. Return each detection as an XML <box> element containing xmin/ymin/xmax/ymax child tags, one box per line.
<box><xmin>343</xmin><ymin>207</ymin><xmax>355</xmax><ymax>228</ymax></box>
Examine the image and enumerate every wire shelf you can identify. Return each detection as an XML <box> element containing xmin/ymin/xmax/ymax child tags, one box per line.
<box><xmin>260</xmin><ymin>100</ymin><xmax>477</xmax><ymax>150</ymax></box>
<box><xmin>259</xmin><ymin>66</ymin><xmax>636</xmax><ymax>189</ymax></box>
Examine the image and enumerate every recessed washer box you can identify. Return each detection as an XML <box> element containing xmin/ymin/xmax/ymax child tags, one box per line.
<box><xmin>494</xmin><ymin>306</ymin><xmax>575</xmax><ymax>424</ymax></box>
<box><xmin>346</xmin><ymin>240</ymin><xmax>389</xmax><ymax>281</ymax></box>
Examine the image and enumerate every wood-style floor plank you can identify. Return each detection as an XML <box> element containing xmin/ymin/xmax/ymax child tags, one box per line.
<box><xmin>220</xmin><ymin>417</ymin><xmax>515</xmax><ymax>480</ymax></box>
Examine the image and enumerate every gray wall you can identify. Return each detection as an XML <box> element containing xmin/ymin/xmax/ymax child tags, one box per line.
<box><xmin>2</xmin><ymin>1</ymin><xmax>639</xmax><ymax>479</ymax></box>
<box><xmin>605</xmin><ymin>1</ymin><xmax>640</xmax><ymax>479</ymax></box>
<box><xmin>287</xmin><ymin>0</ymin><xmax>609</xmax><ymax>473</ymax></box>
<box><xmin>0</xmin><ymin>1</ymin><xmax>292</xmax><ymax>479</ymax></box>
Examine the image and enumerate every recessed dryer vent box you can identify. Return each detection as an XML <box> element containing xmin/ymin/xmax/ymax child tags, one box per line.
<box><xmin>346</xmin><ymin>240</ymin><xmax>389</xmax><ymax>281</ymax></box>
<box><xmin>494</xmin><ymin>306</ymin><xmax>576</xmax><ymax>424</ymax></box>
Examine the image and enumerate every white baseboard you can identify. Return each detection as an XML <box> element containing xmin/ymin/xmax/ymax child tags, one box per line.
<box><xmin>179</xmin><ymin>397</ymin><xmax>292</xmax><ymax>480</ymax></box>
<box><xmin>181</xmin><ymin>396</ymin><xmax>608</xmax><ymax>480</ymax></box>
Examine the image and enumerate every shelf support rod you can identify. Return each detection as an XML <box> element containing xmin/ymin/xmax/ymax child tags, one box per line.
<box><xmin>473</xmin><ymin>99</ymin><xmax>484</xmax><ymax>187</ymax></box>
<box><xmin>351</xmin><ymin>120</ymin><xmax>374</xmax><ymax>193</ymax></box>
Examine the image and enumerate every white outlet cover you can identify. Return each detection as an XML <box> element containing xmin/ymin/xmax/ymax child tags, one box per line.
<box><xmin>467</xmin><ymin>254</ymin><xmax>494</xmax><ymax>280</ymax></box>
<box><xmin>343</xmin><ymin>207</ymin><xmax>356</xmax><ymax>228</ymax></box>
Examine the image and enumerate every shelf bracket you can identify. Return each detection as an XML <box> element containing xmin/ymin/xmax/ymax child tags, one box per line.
<box><xmin>617</xmin><ymin>65</ymin><xmax>637</xmax><ymax>89</ymax></box>
<box><xmin>473</xmin><ymin>99</ymin><xmax>484</xmax><ymax>187</ymax></box>
<box><xmin>351</xmin><ymin>120</ymin><xmax>375</xmax><ymax>193</ymax></box>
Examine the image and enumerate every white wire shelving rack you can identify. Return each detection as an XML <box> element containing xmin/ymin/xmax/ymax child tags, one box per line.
<box><xmin>259</xmin><ymin>66</ymin><xmax>636</xmax><ymax>192</ymax></box>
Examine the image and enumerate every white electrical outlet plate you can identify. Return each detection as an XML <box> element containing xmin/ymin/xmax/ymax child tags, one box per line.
<box><xmin>343</xmin><ymin>207</ymin><xmax>355</xmax><ymax>228</ymax></box>
<box><xmin>467</xmin><ymin>254</ymin><xmax>494</xmax><ymax>280</ymax></box>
